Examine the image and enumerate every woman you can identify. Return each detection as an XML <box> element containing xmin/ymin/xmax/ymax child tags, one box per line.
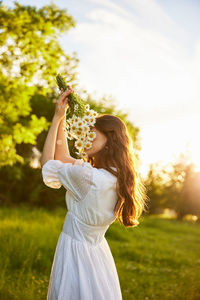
<box><xmin>41</xmin><ymin>87</ymin><xmax>148</xmax><ymax>299</ymax></box>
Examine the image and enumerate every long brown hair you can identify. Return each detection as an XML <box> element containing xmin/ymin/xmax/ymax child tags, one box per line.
<box><xmin>87</xmin><ymin>114</ymin><xmax>149</xmax><ymax>227</ymax></box>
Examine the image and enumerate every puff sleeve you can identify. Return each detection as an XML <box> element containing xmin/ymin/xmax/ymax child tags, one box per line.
<box><xmin>41</xmin><ymin>159</ymin><xmax>94</xmax><ymax>201</ymax></box>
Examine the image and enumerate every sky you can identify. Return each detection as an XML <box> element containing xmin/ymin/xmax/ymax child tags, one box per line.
<box><xmin>4</xmin><ymin>0</ymin><xmax>200</xmax><ymax>177</ymax></box>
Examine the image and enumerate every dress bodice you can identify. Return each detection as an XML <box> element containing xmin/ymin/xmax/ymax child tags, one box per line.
<box><xmin>42</xmin><ymin>159</ymin><xmax>118</xmax><ymax>245</ymax></box>
<box><xmin>62</xmin><ymin>211</ymin><xmax>110</xmax><ymax>246</ymax></box>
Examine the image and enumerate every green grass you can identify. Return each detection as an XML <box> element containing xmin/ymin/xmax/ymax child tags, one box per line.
<box><xmin>0</xmin><ymin>205</ymin><xmax>200</xmax><ymax>300</ymax></box>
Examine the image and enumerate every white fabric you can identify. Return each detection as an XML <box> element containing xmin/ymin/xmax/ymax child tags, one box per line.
<box><xmin>41</xmin><ymin>159</ymin><xmax>122</xmax><ymax>300</ymax></box>
<box><xmin>42</xmin><ymin>159</ymin><xmax>93</xmax><ymax>201</ymax></box>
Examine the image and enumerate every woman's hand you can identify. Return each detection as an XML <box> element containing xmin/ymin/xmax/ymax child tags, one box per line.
<box><xmin>54</xmin><ymin>85</ymin><xmax>74</xmax><ymax>121</ymax></box>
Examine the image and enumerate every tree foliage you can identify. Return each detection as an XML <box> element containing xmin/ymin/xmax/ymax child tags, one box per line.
<box><xmin>145</xmin><ymin>152</ymin><xmax>200</xmax><ymax>219</ymax></box>
<box><xmin>0</xmin><ymin>1</ymin><xmax>78</xmax><ymax>166</ymax></box>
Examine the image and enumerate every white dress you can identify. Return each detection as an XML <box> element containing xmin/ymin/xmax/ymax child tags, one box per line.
<box><xmin>41</xmin><ymin>159</ymin><xmax>123</xmax><ymax>300</ymax></box>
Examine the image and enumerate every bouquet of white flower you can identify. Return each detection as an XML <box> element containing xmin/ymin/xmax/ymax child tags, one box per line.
<box><xmin>56</xmin><ymin>74</ymin><xmax>98</xmax><ymax>159</ymax></box>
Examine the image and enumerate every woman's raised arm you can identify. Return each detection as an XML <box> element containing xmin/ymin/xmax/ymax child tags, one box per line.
<box><xmin>41</xmin><ymin>85</ymin><xmax>74</xmax><ymax>166</ymax></box>
<box><xmin>54</xmin><ymin>117</ymin><xmax>71</xmax><ymax>162</ymax></box>
<box><xmin>40</xmin><ymin>115</ymin><xmax>60</xmax><ymax>167</ymax></box>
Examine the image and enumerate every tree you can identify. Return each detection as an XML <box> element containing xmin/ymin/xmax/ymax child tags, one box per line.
<box><xmin>160</xmin><ymin>152</ymin><xmax>200</xmax><ymax>220</ymax></box>
<box><xmin>144</xmin><ymin>150</ymin><xmax>200</xmax><ymax>220</ymax></box>
<box><xmin>144</xmin><ymin>162</ymin><xmax>170</xmax><ymax>214</ymax></box>
<box><xmin>0</xmin><ymin>1</ymin><xmax>78</xmax><ymax>166</ymax></box>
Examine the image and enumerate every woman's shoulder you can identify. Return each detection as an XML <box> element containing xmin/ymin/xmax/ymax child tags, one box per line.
<box><xmin>95</xmin><ymin>167</ymin><xmax>117</xmax><ymax>183</ymax></box>
<box><xmin>74</xmin><ymin>160</ymin><xmax>117</xmax><ymax>182</ymax></box>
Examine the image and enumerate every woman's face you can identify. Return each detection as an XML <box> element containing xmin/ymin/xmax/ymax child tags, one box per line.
<box><xmin>84</xmin><ymin>127</ymin><xmax>107</xmax><ymax>157</ymax></box>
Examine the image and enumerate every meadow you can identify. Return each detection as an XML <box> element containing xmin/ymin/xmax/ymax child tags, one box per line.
<box><xmin>0</xmin><ymin>205</ymin><xmax>199</xmax><ymax>300</ymax></box>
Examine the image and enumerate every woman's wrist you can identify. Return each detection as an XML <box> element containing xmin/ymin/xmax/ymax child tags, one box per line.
<box><xmin>52</xmin><ymin>114</ymin><xmax>64</xmax><ymax>124</ymax></box>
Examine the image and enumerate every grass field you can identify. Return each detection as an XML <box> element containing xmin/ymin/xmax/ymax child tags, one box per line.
<box><xmin>0</xmin><ymin>205</ymin><xmax>200</xmax><ymax>300</ymax></box>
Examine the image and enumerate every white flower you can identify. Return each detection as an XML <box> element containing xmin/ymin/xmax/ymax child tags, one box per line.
<box><xmin>72</xmin><ymin>115</ymin><xmax>79</xmax><ymax>123</ymax></box>
<box><xmin>84</xmin><ymin>140</ymin><xmax>93</xmax><ymax>149</ymax></box>
<box><xmin>79</xmin><ymin>136</ymin><xmax>85</xmax><ymax>142</ymax></box>
<box><xmin>92</xmin><ymin>111</ymin><xmax>98</xmax><ymax>117</ymax></box>
<box><xmin>82</xmin><ymin>124</ymin><xmax>90</xmax><ymax>133</ymax></box>
<box><xmin>82</xmin><ymin>152</ymin><xmax>88</xmax><ymax>158</ymax></box>
<box><xmin>89</xmin><ymin>109</ymin><xmax>96</xmax><ymax>115</ymax></box>
<box><xmin>71</xmin><ymin>123</ymin><xmax>79</xmax><ymax>132</ymax></box>
<box><xmin>75</xmin><ymin>139</ymin><xmax>84</xmax><ymax>149</ymax></box>
<box><xmin>89</xmin><ymin>116</ymin><xmax>96</xmax><ymax>125</ymax></box>
<box><xmin>72</xmin><ymin>132</ymin><xmax>78</xmax><ymax>139</ymax></box>
<box><xmin>75</xmin><ymin>130</ymin><xmax>83</xmax><ymax>138</ymax></box>
<box><xmin>87</xmin><ymin>131</ymin><xmax>96</xmax><ymax>141</ymax></box>
<box><xmin>85</xmin><ymin>110</ymin><xmax>92</xmax><ymax>117</ymax></box>
<box><xmin>77</xmin><ymin>119</ymin><xmax>84</xmax><ymax>127</ymax></box>
<box><xmin>66</xmin><ymin>131</ymin><xmax>74</xmax><ymax>140</ymax></box>
<box><xmin>85</xmin><ymin>104</ymin><xmax>90</xmax><ymax>110</ymax></box>
<box><xmin>82</xmin><ymin>115</ymin><xmax>91</xmax><ymax>123</ymax></box>
<box><xmin>77</xmin><ymin>125</ymin><xmax>85</xmax><ymax>133</ymax></box>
